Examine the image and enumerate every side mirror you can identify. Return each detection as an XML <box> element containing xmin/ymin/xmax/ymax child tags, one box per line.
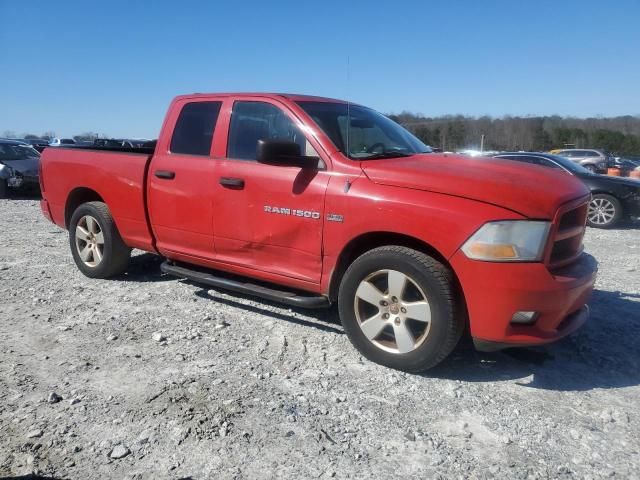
<box><xmin>256</xmin><ymin>139</ymin><xmax>318</xmax><ymax>168</ymax></box>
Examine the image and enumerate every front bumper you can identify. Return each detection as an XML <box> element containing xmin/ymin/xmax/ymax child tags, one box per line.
<box><xmin>7</xmin><ymin>174</ymin><xmax>40</xmax><ymax>191</ymax></box>
<box><xmin>450</xmin><ymin>251</ymin><xmax>597</xmax><ymax>349</ymax></box>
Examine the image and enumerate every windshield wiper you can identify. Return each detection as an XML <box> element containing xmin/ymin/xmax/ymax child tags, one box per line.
<box><xmin>359</xmin><ymin>151</ymin><xmax>414</xmax><ymax>160</ymax></box>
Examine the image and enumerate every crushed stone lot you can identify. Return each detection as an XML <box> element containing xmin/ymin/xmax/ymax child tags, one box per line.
<box><xmin>1</xmin><ymin>198</ymin><xmax>639</xmax><ymax>479</ymax></box>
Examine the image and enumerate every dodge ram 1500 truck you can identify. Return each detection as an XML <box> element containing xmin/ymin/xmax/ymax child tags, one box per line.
<box><xmin>39</xmin><ymin>93</ymin><xmax>597</xmax><ymax>371</ymax></box>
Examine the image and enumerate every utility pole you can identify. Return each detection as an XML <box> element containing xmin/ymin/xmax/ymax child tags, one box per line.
<box><xmin>480</xmin><ymin>134</ymin><xmax>485</xmax><ymax>153</ymax></box>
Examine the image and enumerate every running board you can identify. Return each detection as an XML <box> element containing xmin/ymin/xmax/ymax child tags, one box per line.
<box><xmin>160</xmin><ymin>261</ymin><xmax>330</xmax><ymax>309</ymax></box>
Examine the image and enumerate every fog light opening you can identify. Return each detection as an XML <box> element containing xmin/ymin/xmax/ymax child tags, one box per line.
<box><xmin>511</xmin><ymin>311</ymin><xmax>539</xmax><ymax>325</ymax></box>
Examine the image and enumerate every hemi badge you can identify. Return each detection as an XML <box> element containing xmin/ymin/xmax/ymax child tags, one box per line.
<box><xmin>327</xmin><ymin>214</ymin><xmax>344</xmax><ymax>223</ymax></box>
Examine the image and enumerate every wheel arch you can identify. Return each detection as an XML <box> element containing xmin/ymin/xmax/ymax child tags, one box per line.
<box><xmin>65</xmin><ymin>187</ymin><xmax>105</xmax><ymax>229</ymax></box>
<box><xmin>327</xmin><ymin>231</ymin><xmax>463</xmax><ymax>304</ymax></box>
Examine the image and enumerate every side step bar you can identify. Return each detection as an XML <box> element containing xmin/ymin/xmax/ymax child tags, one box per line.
<box><xmin>160</xmin><ymin>261</ymin><xmax>330</xmax><ymax>309</ymax></box>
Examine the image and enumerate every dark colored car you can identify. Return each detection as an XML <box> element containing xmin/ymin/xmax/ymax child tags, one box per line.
<box><xmin>22</xmin><ymin>138</ymin><xmax>50</xmax><ymax>153</ymax></box>
<box><xmin>492</xmin><ymin>152</ymin><xmax>640</xmax><ymax>228</ymax></box>
<box><xmin>0</xmin><ymin>139</ymin><xmax>41</xmax><ymax>198</ymax></box>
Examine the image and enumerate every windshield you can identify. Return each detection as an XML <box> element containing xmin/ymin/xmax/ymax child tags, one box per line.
<box><xmin>546</xmin><ymin>154</ymin><xmax>594</xmax><ymax>175</ymax></box>
<box><xmin>0</xmin><ymin>144</ymin><xmax>40</xmax><ymax>161</ymax></box>
<box><xmin>296</xmin><ymin>101</ymin><xmax>431</xmax><ymax>159</ymax></box>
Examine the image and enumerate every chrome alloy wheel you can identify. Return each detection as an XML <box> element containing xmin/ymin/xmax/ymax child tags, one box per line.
<box><xmin>588</xmin><ymin>197</ymin><xmax>616</xmax><ymax>226</ymax></box>
<box><xmin>75</xmin><ymin>215</ymin><xmax>105</xmax><ymax>267</ymax></box>
<box><xmin>354</xmin><ymin>269</ymin><xmax>432</xmax><ymax>354</ymax></box>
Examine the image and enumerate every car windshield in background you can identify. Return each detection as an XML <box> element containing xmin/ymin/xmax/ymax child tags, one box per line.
<box><xmin>296</xmin><ymin>101</ymin><xmax>431</xmax><ymax>159</ymax></box>
<box><xmin>0</xmin><ymin>144</ymin><xmax>40</xmax><ymax>160</ymax></box>
<box><xmin>547</xmin><ymin>154</ymin><xmax>594</xmax><ymax>174</ymax></box>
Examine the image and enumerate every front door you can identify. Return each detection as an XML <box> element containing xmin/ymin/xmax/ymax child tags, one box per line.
<box><xmin>212</xmin><ymin>99</ymin><xmax>330</xmax><ymax>283</ymax></box>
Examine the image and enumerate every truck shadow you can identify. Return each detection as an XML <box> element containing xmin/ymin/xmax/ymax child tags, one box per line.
<box><xmin>192</xmin><ymin>283</ymin><xmax>639</xmax><ymax>392</ymax></box>
<box><xmin>115</xmin><ymin>252</ymin><xmax>175</xmax><ymax>283</ymax></box>
<box><xmin>1</xmin><ymin>475</ymin><xmax>61</xmax><ymax>480</ymax></box>
<box><xmin>193</xmin><ymin>287</ymin><xmax>343</xmax><ymax>335</ymax></box>
<box><xmin>431</xmin><ymin>289</ymin><xmax>640</xmax><ymax>391</ymax></box>
<box><xmin>128</xmin><ymin>266</ymin><xmax>639</xmax><ymax>392</ymax></box>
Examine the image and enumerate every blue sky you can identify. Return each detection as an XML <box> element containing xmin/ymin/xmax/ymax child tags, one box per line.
<box><xmin>1</xmin><ymin>0</ymin><xmax>639</xmax><ymax>138</ymax></box>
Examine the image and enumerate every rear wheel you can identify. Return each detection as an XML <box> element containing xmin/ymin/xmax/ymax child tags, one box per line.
<box><xmin>338</xmin><ymin>246</ymin><xmax>464</xmax><ymax>372</ymax></box>
<box><xmin>69</xmin><ymin>201</ymin><xmax>131</xmax><ymax>278</ymax></box>
<box><xmin>587</xmin><ymin>194</ymin><xmax>622</xmax><ymax>228</ymax></box>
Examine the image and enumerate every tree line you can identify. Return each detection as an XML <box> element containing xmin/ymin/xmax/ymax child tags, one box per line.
<box><xmin>388</xmin><ymin>113</ymin><xmax>640</xmax><ymax>156</ymax></box>
<box><xmin>6</xmin><ymin>114</ymin><xmax>640</xmax><ymax>156</ymax></box>
<box><xmin>2</xmin><ymin>131</ymin><xmax>106</xmax><ymax>142</ymax></box>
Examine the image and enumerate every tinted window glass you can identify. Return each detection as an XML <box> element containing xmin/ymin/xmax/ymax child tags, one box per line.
<box><xmin>0</xmin><ymin>144</ymin><xmax>40</xmax><ymax>160</ymax></box>
<box><xmin>296</xmin><ymin>101</ymin><xmax>431</xmax><ymax>159</ymax></box>
<box><xmin>227</xmin><ymin>101</ymin><xmax>316</xmax><ymax>161</ymax></box>
<box><xmin>532</xmin><ymin>157</ymin><xmax>561</xmax><ymax>168</ymax></box>
<box><xmin>170</xmin><ymin>101</ymin><xmax>222</xmax><ymax>156</ymax></box>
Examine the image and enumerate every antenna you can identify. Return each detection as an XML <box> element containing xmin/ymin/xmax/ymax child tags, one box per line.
<box><xmin>346</xmin><ymin>56</ymin><xmax>351</xmax><ymax>158</ymax></box>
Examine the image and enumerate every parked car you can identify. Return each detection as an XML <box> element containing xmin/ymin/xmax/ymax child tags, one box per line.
<box><xmin>552</xmin><ymin>149</ymin><xmax>613</xmax><ymax>173</ymax></box>
<box><xmin>91</xmin><ymin>138</ymin><xmax>149</xmax><ymax>149</ymax></box>
<box><xmin>22</xmin><ymin>138</ymin><xmax>49</xmax><ymax>153</ymax></box>
<box><xmin>49</xmin><ymin>138</ymin><xmax>76</xmax><ymax>147</ymax></box>
<box><xmin>39</xmin><ymin>92</ymin><xmax>596</xmax><ymax>372</ymax></box>
<box><xmin>492</xmin><ymin>152</ymin><xmax>640</xmax><ymax>228</ymax></box>
<box><xmin>612</xmin><ymin>157</ymin><xmax>640</xmax><ymax>172</ymax></box>
<box><xmin>0</xmin><ymin>139</ymin><xmax>41</xmax><ymax>198</ymax></box>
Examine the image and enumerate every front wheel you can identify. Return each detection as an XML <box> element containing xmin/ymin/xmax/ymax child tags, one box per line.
<box><xmin>0</xmin><ymin>180</ymin><xmax>8</xmax><ymax>199</ymax></box>
<box><xmin>587</xmin><ymin>194</ymin><xmax>622</xmax><ymax>228</ymax></box>
<box><xmin>338</xmin><ymin>246</ymin><xmax>464</xmax><ymax>372</ymax></box>
<box><xmin>69</xmin><ymin>201</ymin><xmax>131</xmax><ymax>278</ymax></box>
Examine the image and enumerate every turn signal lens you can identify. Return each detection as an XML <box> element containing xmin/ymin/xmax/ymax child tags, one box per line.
<box><xmin>462</xmin><ymin>220</ymin><xmax>551</xmax><ymax>262</ymax></box>
<box><xmin>466</xmin><ymin>243</ymin><xmax>518</xmax><ymax>260</ymax></box>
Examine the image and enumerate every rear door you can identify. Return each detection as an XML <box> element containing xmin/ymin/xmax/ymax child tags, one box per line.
<box><xmin>212</xmin><ymin>98</ymin><xmax>331</xmax><ymax>283</ymax></box>
<box><xmin>147</xmin><ymin>99</ymin><xmax>223</xmax><ymax>260</ymax></box>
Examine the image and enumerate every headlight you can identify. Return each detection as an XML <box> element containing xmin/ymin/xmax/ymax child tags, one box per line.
<box><xmin>461</xmin><ymin>220</ymin><xmax>550</xmax><ymax>262</ymax></box>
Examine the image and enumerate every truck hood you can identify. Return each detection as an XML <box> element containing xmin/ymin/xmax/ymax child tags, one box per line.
<box><xmin>360</xmin><ymin>154</ymin><xmax>589</xmax><ymax>218</ymax></box>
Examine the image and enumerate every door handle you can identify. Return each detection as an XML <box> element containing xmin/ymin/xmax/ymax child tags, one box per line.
<box><xmin>219</xmin><ymin>177</ymin><xmax>245</xmax><ymax>189</ymax></box>
<box><xmin>154</xmin><ymin>170</ymin><xmax>175</xmax><ymax>180</ymax></box>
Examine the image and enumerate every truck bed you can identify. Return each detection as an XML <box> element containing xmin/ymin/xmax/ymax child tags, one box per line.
<box><xmin>40</xmin><ymin>146</ymin><xmax>156</xmax><ymax>251</ymax></box>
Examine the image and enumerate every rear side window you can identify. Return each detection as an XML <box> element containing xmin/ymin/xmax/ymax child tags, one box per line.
<box><xmin>170</xmin><ymin>101</ymin><xmax>222</xmax><ymax>156</ymax></box>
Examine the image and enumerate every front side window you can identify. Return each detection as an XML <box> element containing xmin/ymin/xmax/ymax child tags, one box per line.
<box><xmin>170</xmin><ymin>101</ymin><xmax>222</xmax><ymax>156</ymax></box>
<box><xmin>227</xmin><ymin>101</ymin><xmax>316</xmax><ymax>161</ymax></box>
<box><xmin>296</xmin><ymin>101</ymin><xmax>431</xmax><ymax>159</ymax></box>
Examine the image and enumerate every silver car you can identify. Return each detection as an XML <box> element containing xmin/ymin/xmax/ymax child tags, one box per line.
<box><xmin>553</xmin><ymin>149</ymin><xmax>612</xmax><ymax>173</ymax></box>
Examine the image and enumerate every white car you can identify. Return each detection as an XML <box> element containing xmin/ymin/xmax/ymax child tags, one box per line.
<box><xmin>48</xmin><ymin>138</ymin><xmax>76</xmax><ymax>147</ymax></box>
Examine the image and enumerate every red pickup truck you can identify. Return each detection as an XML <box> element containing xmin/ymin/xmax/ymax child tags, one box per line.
<box><xmin>39</xmin><ymin>93</ymin><xmax>597</xmax><ymax>371</ymax></box>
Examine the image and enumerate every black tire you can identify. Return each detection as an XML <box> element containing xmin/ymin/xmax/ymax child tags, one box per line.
<box><xmin>69</xmin><ymin>201</ymin><xmax>131</xmax><ymax>278</ymax></box>
<box><xmin>0</xmin><ymin>180</ymin><xmax>8</xmax><ymax>199</ymax></box>
<box><xmin>587</xmin><ymin>193</ymin><xmax>622</xmax><ymax>229</ymax></box>
<box><xmin>338</xmin><ymin>246</ymin><xmax>464</xmax><ymax>372</ymax></box>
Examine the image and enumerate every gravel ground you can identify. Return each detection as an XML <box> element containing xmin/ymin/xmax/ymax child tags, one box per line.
<box><xmin>1</xmin><ymin>197</ymin><xmax>639</xmax><ymax>480</ymax></box>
